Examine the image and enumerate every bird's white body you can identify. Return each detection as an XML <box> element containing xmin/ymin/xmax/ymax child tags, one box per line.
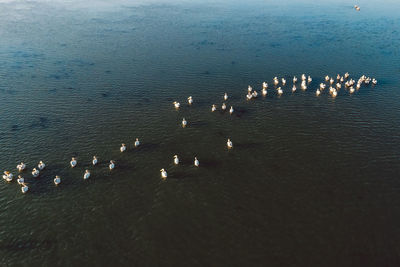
<box><xmin>262</xmin><ymin>88</ymin><xmax>267</xmax><ymax>96</ymax></box>
<box><xmin>3</xmin><ymin>172</ymin><xmax>13</xmax><ymax>182</ymax></box>
<box><xmin>316</xmin><ymin>89</ymin><xmax>321</xmax><ymax>96</ymax></box>
<box><xmin>281</xmin><ymin>78</ymin><xmax>286</xmax><ymax>85</ymax></box>
<box><xmin>21</xmin><ymin>184</ymin><xmax>28</xmax><ymax>194</ymax></box>
<box><xmin>211</xmin><ymin>105</ymin><xmax>217</xmax><ymax>112</ymax></box>
<box><xmin>194</xmin><ymin>157</ymin><xmax>199</xmax><ymax>167</ymax></box>
<box><xmin>32</xmin><ymin>168</ymin><xmax>39</xmax><ymax>178</ymax></box>
<box><xmin>293</xmin><ymin>76</ymin><xmax>297</xmax><ymax>83</ymax></box>
<box><xmin>182</xmin><ymin>118</ymin><xmax>187</xmax><ymax>127</ymax></box>
<box><xmin>17</xmin><ymin>176</ymin><xmax>24</xmax><ymax>185</ymax></box>
<box><xmin>325</xmin><ymin>75</ymin><xmax>330</xmax><ymax>82</ymax></box>
<box><xmin>221</xmin><ymin>103</ymin><xmax>227</xmax><ymax>110</ymax></box>
<box><xmin>160</xmin><ymin>169</ymin><xmax>167</xmax><ymax>178</ymax></box>
<box><xmin>188</xmin><ymin>96</ymin><xmax>193</xmax><ymax>105</ymax></box>
<box><xmin>173</xmin><ymin>102</ymin><xmax>180</xmax><ymax>109</ymax></box>
<box><xmin>350</xmin><ymin>87</ymin><xmax>355</xmax><ymax>93</ymax></box>
<box><xmin>83</xmin><ymin>170</ymin><xmax>90</xmax><ymax>180</ymax></box>
<box><xmin>38</xmin><ymin>161</ymin><xmax>45</xmax><ymax>170</ymax></box>
<box><xmin>120</xmin><ymin>144</ymin><xmax>126</xmax><ymax>152</ymax></box>
<box><xmin>54</xmin><ymin>176</ymin><xmax>61</xmax><ymax>185</ymax></box>
<box><xmin>224</xmin><ymin>93</ymin><xmax>228</xmax><ymax>101</ymax></box>
<box><xmin>292</xmin><ymin>85</ymin><xmax>296</xmax><ymax>92</ymax></box>
<box><xmin>227</xmin><ymin>139</ymin><xmax>233</xmax><ymax>149</ymax></box>
<box><xmin>278</xmin><ymin>87</ymin><xmax>283</xmax><ymax>95</ymax></box>
<box><xmin>229</xmin><ymin>106</ymin><xmax>234</xmax><ymax>115</ymax></box>
<box><xmin>332</xmin><ymin>90</ymin><xmax>338</xmax><ymax>97</ymax></box>
<box><xmin>70</xmin><ymin>159</ymin><xmax>77</xmax><ymax>168</ymax></box>
<box><xmin>262</xmin><ymin>82</ymin><xmax>268</xmax><ymax>89</ymax></box>
<box><xmin>109</xmin><ymin>161</ymin><xmax>115</xmax><ymax>170</ymax></box>
<box><xmin>92</xmin><ymin>156</ymin><xmax>98</xmax><ymax>166</ymax></box>
<box><xmin>301</xmin><ymin>74</ymin><xmax>306</xmax><ymax>81</ymax></box>
<box><xmin>135</xmin><ymin>139</ymin><xmax>140</xmax><ymax>147</ymax></box>
<box><xmin>17</xmin><ymin>163</ymin><xmax>26</xmax><ymax>172</ymax></box>
<box><xmin>252</xmin><ymin>91</ymin><xmax>258</xmax><ymax>98</ymax></box>
<box><xmin>307</xmin><ymin>76</ymin><xmax>312</xmax><ymax>83</ymax></box>
<box><xmin>174</xmin><ymin>155</ymin><xmax>179</xmax><ymax>165</ymax></box>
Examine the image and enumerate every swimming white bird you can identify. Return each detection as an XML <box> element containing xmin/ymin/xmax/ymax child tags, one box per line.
<box><xmin>252</xmin><ymin>90</ymin><xmax>258</xmax><ymax>98</ymax></box>
<box><xmin>293</xmin><ymin>76</ymin><xmax>297</xmax><ymax>83</ymax></box>
<box><xmin>160</xmin><ymin>168</ymin><xmax>167</xmax><ymax>179</ymax></box>
<box><xmin>330</xmin><ymin>78</ymin><xmax>334</xmax><ymax>85</ymax></box>
<box><xmin>32</xmin><ymin>168</ymin><xmax>39</xmax><ymax>178</ymax></box>
<box><xmin>224</xmin><ymin>93</ymin><xmax>228</xmax><ymax>101</ymax></box>
<box><xmin>372</xmin><ymin>78</ymin><xmax>377</xmax><ymax>85</ymax></box>
<box><xmin>354</xmin><ymin>5</ymin><xmax>360</xmax><ymax>11</ymax></box>
<box><xmin>54</xmin><ymin>175</ymin><xmax>61</xmax><ymax>186</ymax></box>
<box><xmin>194</xmin><ymin>157</ymin><xmax>199</xmax><ymax>167</ymax></box>
<box><xmin>17</xmin><ymin>162</ymin><xmax>26</xmax><ymax>172</ymax></box>
<box><xmin>320</xmin><ymin>83</ymin><xmax>326</xmax><ymax>90</ymax></box>
<box><xmin>350</xmin><ymin>86</ymin><xmax>355</xmax><ymax>93</ymax></box>
<box><xmin>120</xmin><ymin>143</ymin><xmax>126</xmax><ymax>152</ymax></box>
<box><xmin>182</xmin><ymin>118</ymin><xmax>187</xmax><ymax>127</ymax></box>
<box><xmin>301</xmin><ymin>74</ymin><xmax>306</xmax><ymax>81</ymax></box>
<box><xmin>329</xmin><ymin>86</ymin><xmax>334</xmax><ymax>93</ymax></box>
<box><xmin>332</xmin><ymin>89</ymin><xmax>338</xmax><ymax>97</ymax></box>
<box><xmin>187</xmin><ymin>96</ymin><xmax>193</xmax><ymax>105</ymax></box>
<box><xmin>281</xmin><ymin>78</ymin><xmax>286</xmax><ymax>85</ymax></box>
<box><xmin>221</xmin><ymin>103</ymin><xmax>227</xmax><ymax>110</ymax></box>
<box><xmin>134</xmin><ymin>138</ymin><xmax>140</xmax><ymax>147</ymax></box>
<box><xmin>344</xmin><ymin>72</ymin><xmax>349</xmax><ymax>79</ymax></box>
<box><xmin>356</xmin><ymin>83</ymin><xmax>361</xmax><ymax>89</ymax></box>
<box><xmin>173</xmin><ymin>101</ymin><xmax>180</xmax><ymax>109</ymax></box>
<box><xmin>211</xmin><ymin>104</ymin><xmax>217</xmax><ymax>112</ymax></box>
<box><xmin>83</xmin><ymin>170</ymin><xmax>90</xmax><ymax>180</ymax></box>
<box><xmin>337</xmin><ymin>74</ymin><xmax>341</xmax><ymax>81</ymax></box>
<box><xmin>336</xmin><ymin>83</ymin><xmax>341</xmax><ymax>89</ymax></box>
<box><xmin>325</xmin><ymin>75</ymin><xmax>330</xmax><ymax>82</ymax></box>
<box><xmin>246</xmin><ymin>93</ymin><xmax>252</xmax><ymax>100</ymax></box>
<box><xmin>316</xmin><ymin>89</ymin><xmax>321</xmax><ymax>96</ymax></box>
<box><xmin>301</xmin><ymin>81</ymin><xmax>307</xmax><ymax>90</ymax></box>
<box><xmin>227</xmin><ymin>139</ymin><xmax>233</xmax><ymax>149</ymax></box>
<box><xmin>292</xmin><ymin>85</ymin><xmax>296</xmax><ymax>92</ymax></box>
<box><xmin>262</xmin><ymin>82</ymin><xmax>268</xmax><ymax>89</ymax></box>
<box><xmin>92</xmin><ymin>156</ymin><xmax>98</xmax><ymax>166</ymax></box>
<box><xmin>17</xmin><ymin>175</ymin><xmax>24</xmax><ymax>185</ymax></box>
<box><xmin>109</xmin><ymin>160</ymin><xmax>115</xmax><ymax>170</ymax></box>
<box><xmin>277</xmin><ymin>87</ymin><xmax>283</xmax><ymax>95</ymax></box>
<box><xmin>340</xmin><ymin>76</ymin><xmax>344</xmax><ymax>83</ymax></box>
<box><xmin>3</xmin><ymin>171</ymin><xmax>13</xmax><ymax>182</ymax></box>
<box><xmin>229</xmin><ymin>106</ymin><xmax>234</xmax><ymax>115</ymax></box>
<box><xmin>21</xmin><ymin>183</ymin><xmax>28</xmax><ymax>194</ymax></box>
<box><xmin>248</xmin><ymin>85</ymin><xmax>252</xmax><ymax>92</ymax></box>
<box><xmin>307</xmin><ymin>76</ymin><xmax>312</xmax><ymax>83</ymax></box>
<box><xmin>70</xmin><ymin>157</ymin><xmax>77</xmax><ymax>168</ymax></box>
<box><xmin>262</xmin><ymin>88</ymin><xmax>267</xmax><ymax>96</ymax></box>
<box><xmin>173</xmin><ymin>155</ymin><xmax>179</xmax><ymax>165</ymax></box>
<box><xmin>273</xmin><ymin>77</ymin><xmax>279</xmax><ymax>85</ymax></box>
<box><xmin>37</xmin><ymin>161</ymin><xmax>45</xmax><ymax>170</ymax></box>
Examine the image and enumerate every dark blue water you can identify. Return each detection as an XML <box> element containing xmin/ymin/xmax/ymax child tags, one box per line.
<box><xmin>1</xmin><ymin>0</ymin><xmax>400</xmax><ymax>265</ymax></box>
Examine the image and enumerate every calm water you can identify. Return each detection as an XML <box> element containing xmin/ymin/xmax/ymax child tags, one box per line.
<box><xmin>1</xmin><ymin>0</ymin><xmax>400</xmax><ymax>265</ymax></box>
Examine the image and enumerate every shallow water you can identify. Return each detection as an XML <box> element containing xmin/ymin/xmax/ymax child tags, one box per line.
<box><xmin>1</xmin><ymin>0</ymin><xmax>400</xmax><ymax>266</ymax></box>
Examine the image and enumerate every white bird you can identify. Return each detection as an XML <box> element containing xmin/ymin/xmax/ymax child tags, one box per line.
<box><xmin>330</xmin><ymin>78</ymin><xmax>334</xmax><ymax>85</ymax></box>
<box><xmin>292</xmin><ymin>85</ymin><xmax>296</xmax><ymax>92</ymax></box>
<box><xmin>316</xmin><ymin>89</ymin><xmax>321</xmax><ymax>96</ymax></box>
<box><xmin>21</xmin><ymin>183</ymin><xmax>29</xmax><ymax>194</ymax></box>
<box><xmin>340</xmin><ymin>76</ymin><xmax>344</xmax><ymax>83</ymax></box>
<box><xmin>372</xmin><ymin>78</ymin><xmax>377</xmax><ymax>85</ymax></box>
<box><xmin>224</xmin><ymin>93</ymin><xmax>228</xmax><ymax>101</ymax></box>
<box><xmin>227</xmin><ymin>139</ymin><xmax>233</xmax><ymax>149</ymax></box>
<box><xmin>262</xmin><ymin>88</ymin><xmax>267</xmax><ymax>96</ymax></box>
<box><xmin>301</xmin><ymin>74</ymin><xmax>306</xmax><ymax>81</ymax></box>
<box><xmin>109</xmin><ymin>160</ymin><xmax>115</xmax><ymax>170</ymax></box>
<box><xmin>83</xmin><ymin>170</ymin><xmax>90</xmax><ymax>180</ymax></box>
<box><xmin>229</xmin><ymin>106</ymin><xmax>234</xmax><ymax>115</ymax></box>
<box><xmin>173</xmin><ymin>101</ymin><xmax>180</xmax><ymax>109</ymax></box>
<box><xmin>120</xmin><ymin>143</ymin><xmax>126</xmax><ymax>152</ymax></box>
<box><xmin>221</xmin><ymin>103</ymin><xmax>227</xmax><ymax>110</ymax></box>
<box><xmin>70</xmin><ymin>157</ymin><xmax>77</xmax><ymax>168</ymax></box>
<box><xmin>350</xmin><ymin>87</ymin><xmax>355</xmax><ymax>93</ymax></box>
<box><xmin>194</xmin><ymin>157</ymin><xmax>199</xmax><ymax>167</ymax></box>
<box><xmin>252</xmin><ymin>90</ymin><xmax>258</xmax><ymax>98</ymax></box>
<box><xmin>32</xmin><ymin>168</ymin><xmax>39</xmax><ymax>178</ymax></box>
<box><xmin>187</xmin><ymin>96</ymin><xmax>193</xmax><ymax>105</ymax></box>
<box><xmin>3</xmin><ymin>171</ymin><xmax>13</xmax><ymax>182</ymax></box>
<box><xmin>325</xmin><ymin>75</ymin><xmax>330</xmax><ymax>82</ymax></box>
<box><xmin>54</xmin><ymin>175</ymin><xmax>61</xmax><ymax>186</ymax></box>
<box><xmin>356</xmin><ymin>83</ymin><xmax>361</xmax><ymax>89</ymax></box>
<box><xmin>262</xmin><ymin>82</ymin><xmax>268</xmax><ymax>89</ymax></box>
<box><xmin>134</xmin><ymin>138</ymin><xmax>140</xmax><ymax>147</ymax></box>
<box><xmin>17</xmin><ymin>162</ymin><xmax>26</xmax><ymax>172</ymax></box>
<box><xmin>293</xmin><ymin>76</ymin><xmax>297</xmax><ymax>83</ymax></box>
<box><xmin>273</xmin><ymin>77</ymin><xmax>279</xmax><ymax>85</ymax></box>
<box><xmin>17</xmin><ymin>175</ymin><xmax>24</xmax><ymax>185</ymax></box>
<box><xmin>38</xmin><ymin>161</ymin><xmax>46</xmax><ymax>170</ymax></box>
<box><xmin>248</xmin><ymin>85</ymin><xmax>252</xmax><ymax>92</ymax></box>
<box><xmin>246</xmin><ymin>93</ymin><xmax>252</xmax><ymax>100</ymax></box>
<box><xmin>344</xmin><ymin>72</ymin><xmax>349</xmax><ymax>79</ymax></box>
<box><xmin>320</xmin><ymin>83</ymin><xmax>326</xmax><ymax>90</ymax></box>
<box><xmin>173</xmin><ymin>155</ymin><xmax>179</xmax><ymax>165</ymax></box>
<box><xmin>211</xmin><ymin>104</ymin><xmax>217</xmax><ymax>112</ymax></box>
<box><xmin>307</xmin><ymin>76</ymin><xmax>312</xmax><ymax>83</ymax></box>
<box><xmin>337</xmin><ymin>74</ymin><xmax>341</xmax><ymax>81</ymax></box>
<box><xmin>336</xmin><ymin>83</ymin><xmax>341</xmax><ymax>89</ymax></box>
<box><xmin>160</xmin><ymin>168</ymin><xmax>167</xmax><ymax>179</ymax></box>
<box><xmin>301</xmin><ymin>81</ymin><xmax>307</xmax><ymax>90</ymax></box>
<box><xmin>92</xmin><ymin>156</ymin><xmax>98</xmax><ymax>166</ymax></box>
<box><xmin>277</xmin><ymin>87</ymin><xmax>283</xmax><ymax>95</ymax></box>
<box><xmin>332</xmin><ymin>89</ymin><xmax>338</xmax><ymax>97</ymax></box>
<box><xmin>281</xmin><ymin>78</ymin><xmax>286</xmax><ymax>85</ymax></box>
<box><xmin>182</xmin><ymin>118</ymin><xmax>187</xmax><ymax>127</ymax></box>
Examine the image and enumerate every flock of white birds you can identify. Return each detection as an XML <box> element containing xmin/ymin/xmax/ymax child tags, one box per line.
<box><xmin>2</xmin><ymin>72</ymin><xmax>377</xmax><ymax>194</ymax></box>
